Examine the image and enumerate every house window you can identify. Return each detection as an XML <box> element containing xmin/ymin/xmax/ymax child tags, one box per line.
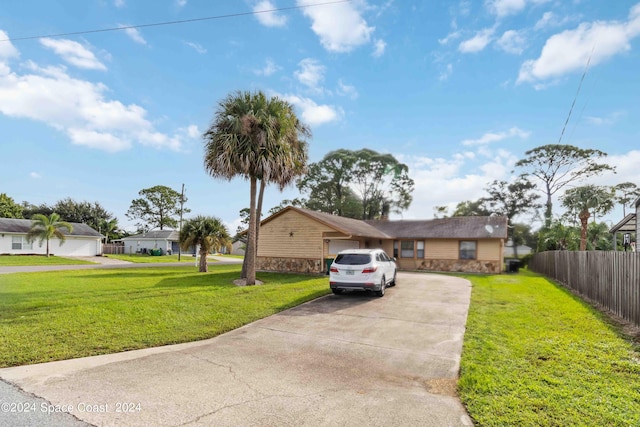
<box><xmin>401</xmin><ymin>241</ymin><xmax>414</xmax><ymax>258</ymax></box>
<box><xmin>460</xmin><ymin>241</ymin><xmax>477</xmax><ymax>260</ymax></box>
<box><xmin>11</xmin><ymin>236</ymin><xmax>32</xmax><ymax>251</ymax></box>
<box><xmin>417</xmin><ymin>241</ymin><xmax>425</xmax><ymax>258</ymax></box>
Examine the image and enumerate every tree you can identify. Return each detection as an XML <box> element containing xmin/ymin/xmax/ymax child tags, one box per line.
<box><xmin>0</xmin><ymin>193</ymin><xmax>23</xmax><ymax>218</ymax></box>
<box><xmin>561</xmin><ymin>185</ymin><xmax>614</xmax><ymax>251</ymax></box>
<box><xmin>267</xmin><ymin>198</ymin><xmax>308</xmax><ymax>216</ymax></box>
<box><xmin>52</xmin><ymin>198</ymin><xmax>113</xmax><ymax>231</ymax></box>
<box><xmin>203</xmin><ymin>90</ymin><xmax>310</xmax><ymax>285</ymax></box>
<box><xmin>99</xmin><ymin>218</ymin><xmax>120</xmax><ymax>243</ymax></box>
<box><xmin>297</xmin><ymin>148</ymin><xmax>414</xmax><ymax>220</ymax></box>
<box><xmin>613</xmin><ymin>182</ymin><xmax>640</xmax><ymax>217</ymax></box>
<box><xmin>483</xmin><ymin>178</ymin><xmax>541</xmax><ymax>257</ymax></box>
<box><xmin>21</xmin><ymin>202</ymin><xmax>53</xmax><ymax>219</ymax></box>
<box><xmin>452</xmin><ymin>200</ymin><xmax>492</xmax><ymax>217</ymax></box>
<box><xmin>587</xmin><ymin>222</ymin><xmax>614</xmax><ymax>251</ymax></box>
<box><xmin>537</xmin><ymin>220</ymin><xmax>579</xmax><ymax>251</ymax></box>
<box><xmin>514</xmin><ymin>144</ymin><xmax>615</xmax><ymax>227</ymax></box>
<box><xmin>26</xmin><ymin>213</ymin><xmax>73</xmax><ymax>257</ymax></box>
<box><xmin>179</xmin><ymin>216</ymin><xmax>230</xmax><ymax>272</ymax></box>
<box><xmin>126</xmin><ymin>185</ymin><xmax>188</xmax><ymax>231</ymax></box>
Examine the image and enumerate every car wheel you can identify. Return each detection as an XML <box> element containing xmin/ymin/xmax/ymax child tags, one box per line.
<box><xmin>390</xmin><ymin>271</ymin><xmax>397</xmax><ymax>287</ymax></box>
<box><xmin>332</xmin><ymin>288</ymin><xmax>343</xmax><ymax>295</ymax></box>
<box><xmin>375</xmin><ymin>277</ymin><xmax>386</xmax><ymax>297</ymax></box>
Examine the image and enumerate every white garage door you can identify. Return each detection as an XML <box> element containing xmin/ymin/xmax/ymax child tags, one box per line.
<box><xmin>328</xmin><ymin>240</ymin><xmax>360</xmax><ymax>255</ymax></box>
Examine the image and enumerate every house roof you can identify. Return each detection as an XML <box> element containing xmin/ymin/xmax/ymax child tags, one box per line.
<box><xmin>609</xmin><ymin>213</ymin><xmax>636</xmax><ymax>234</ymax></box>
<box><xmin>262</xmin><ymin>207</ymin><xmax>508</xmax><ymax>240</ymax></box>
<box><xmin>0</xmin><ymin>218</ymin><xmax>102</xmax><ymax>237</ymax></box>
<box><xmin>367</xmin><ymin>216</ymin><xmax>509</xmax><ymax>239</ymax></box>
<box><xmin>119</xmin><ymin>230</ymin><xmax>180</xmax><ymax>241</ymax></box>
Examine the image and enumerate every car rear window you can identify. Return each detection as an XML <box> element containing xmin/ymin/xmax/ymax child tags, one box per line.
<box><xmin>334</xmin><ymin>253</ymin><xmax>371</xmax><ymax>265</ymax></box>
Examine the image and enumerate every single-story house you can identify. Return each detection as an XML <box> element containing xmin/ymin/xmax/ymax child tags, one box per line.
<box><xmin>0</xmin><ymin>218</ymin><xmax>103</xmax><ymax>256</ymax></box>
<box><xmin>255</xmin><ymin>207</ymin><xmax>508</xmax><ymax>274</ymax></box>
<box><xmin>118</xmin><ymin>230</ymin><xmax>195</xmax><ymax>255</ymax></box>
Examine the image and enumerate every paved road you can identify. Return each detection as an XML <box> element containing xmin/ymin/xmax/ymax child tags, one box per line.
<box><xmin>0</xmin><ymin>255</ymin><xmax>243</xmax><ymax>274</ymax></box>
<box><xmin>0</xmin><ymin>272</ymin><xmax>473</xmax><ymax>426</ymax></box>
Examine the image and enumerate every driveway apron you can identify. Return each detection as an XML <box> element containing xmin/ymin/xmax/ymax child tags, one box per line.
<box><xmin>0</xmin><ymin>272</ymin><xmax>474</xmax><ymax>426</ymax></box>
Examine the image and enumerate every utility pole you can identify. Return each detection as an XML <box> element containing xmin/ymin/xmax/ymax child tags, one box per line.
<box><xmin>178</xmin><ymin>183</ymin><xmax>185</xmax><ymax>261</ymax></box>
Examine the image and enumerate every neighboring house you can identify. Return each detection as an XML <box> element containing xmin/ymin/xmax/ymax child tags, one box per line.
<box><xmin>118</xmin><ymin>230</ymin><xmax>195</xmax><ymax>255</ymax></box>
<box><xmin>255</xmin><ymin>207</ymin><xmax>508</xmax><ymax>274</ymax></box>
<box><xmin>609</xmin><ymin>195</ymin><xmax>639</xmax><ymax>250</ymax></box>
<box><xmin>0</xmin><ymin>218</ymin><xmax>103</xmax><ymax>256</ymax></box>
<box><xmin>503</xmin><ymin>244</ymin><xmax>533</xmax><ymax>258</ymax></box>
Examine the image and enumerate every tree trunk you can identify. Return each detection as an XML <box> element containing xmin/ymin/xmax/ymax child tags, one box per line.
<box><xmin>243</xmin><ymin>177</ymin><xmax>258</xmax><ymax>285</ymax></box>
<box><xmin>199</xmin><ymin>246</ymin><xmax>208</xmax><ymax>272</ymax></box>
<box><xmin>46</xmin><ymin>238</ymin><xmax>50</xmax><ymax>257</ymax></box>
<box><xmin>579</xmin><ymin>209</ymin><xmax>590</xmax><ymax>251</ymax></box>
<box><xmin>255</xmin><ymin>179</ymin><xmax>266</xmax><ymax>263</ymax></box>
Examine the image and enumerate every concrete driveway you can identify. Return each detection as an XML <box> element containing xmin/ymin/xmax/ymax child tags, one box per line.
<box><xmin>0</xmin><ymin>272</ymin><xmax>473</xmax><ymax>427</ymax></box>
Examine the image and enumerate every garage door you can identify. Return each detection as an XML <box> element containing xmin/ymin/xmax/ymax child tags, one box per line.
<box><xmin>328</xmin><ymin>240</ymin><xmax>359</xmax><ymax>254</ymax></box>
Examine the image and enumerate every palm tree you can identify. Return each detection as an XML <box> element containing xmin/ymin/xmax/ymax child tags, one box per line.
<box><xmin>179</xmin><ymin>216</ymin><xmax>230</xmax><ymax>272</ymax></box>
<box><xmin>561</xmin><ymin>185</ymin><xmax>614</xmax><ymax>251</ymax></box>
<box><xmin>99</xmin><ymin>218</ymin><xmax>119</xmax><ymax>244</ymax></box>
<box><xmin>203</xmin><ymin>90</ymin><xmax>309</xmax><ymax>284</ymax></box>
<box><xmin>26</xmin><ymin>213</ymin><xmax>73</xmax><ymax>257</ymax></box>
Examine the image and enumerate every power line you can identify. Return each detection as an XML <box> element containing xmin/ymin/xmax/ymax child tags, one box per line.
<box><xmin>557</xmin><ymin>45</ymin><xmax>595</xmax><ymax>145</ymax></box>
<box><xmin>0</xmin><ymin>0</ymin><xmax>352</xmax><ymax>43</ymax></box>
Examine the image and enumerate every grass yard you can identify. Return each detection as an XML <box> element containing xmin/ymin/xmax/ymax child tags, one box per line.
<box><xmin>0</xmin><ymin>264</ymin><xmax>330</xmax><ymax>367</ymax></box>
<box><xmin>0</xmin><ymin>255</ymin><xmax>96</xmax><ymax>266</ymax></box>
<box><xmin>105</xmin><ymin>254</ymin><xmax>198</xmax><ymax>263</ymax></box>
<box><xmin>459</xmin><ymin>270</ymin><xmax>640</xmax><ymax>427</ymax></box>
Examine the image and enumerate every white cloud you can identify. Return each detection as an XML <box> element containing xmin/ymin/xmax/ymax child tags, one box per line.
<box><xmin>439</xmin><ymin>30</ymin><xmax>461</xmax><ymax>45</ymax></box>
<box><xmin>185</xmin><ymin>125</ymin><xmax>200</xmax><ymax>138</ymax></box>
<box><xmin>585</xmin><ymin>111</ymin><xmax>626</xmax><ymax>125</ymax></box>
<box><xmin>30</xmin><ymin>172</ymin><xmax>41</xmax><ymax>179</ymax></box>
<box><xmin>458</xmin><ymin>27</ymin><xmax>495</xmax><ymax>53</ymax></box>
<box><xmin>297</xmin><ymin>0</ymin><xmax>374</xmax><ymax>52</ymax></box>
<box><xmin>120</xmin><ymin>26</ymin><xmax>147</xmax><ymax>45</ymax></box>
<box><xmin>184</xmin><ymin>41</ymin><xmax>206</xmax><ymax>54</ymax></box>
<box><xmin>254</xmin><ymin>0</ymin><xmax>288</xmax><ymax>27</ymax></box>
<box><xmin>39</xmin><ymin>38</ymin><xmax>106</xmax><ymax>71</ymax></box>
<box><xmin>281</xmin><ymin>94</ymin><xmax>341</xmax><ymax>126</ymax></box>
<box><xmin>461</xmin><ymin>127</ymin><xmax>530</xmax><ymax>146</ymax></box>
<box><xmin>0</xmin><ymin>31</ymin><xmax>19</xmax><ymax>64</ymax></box>
<box><xmin>496</xmin><ymin>30</ymin><xmax>527</xmax><ymax>54</ymax></box>
<box><xmin>372</xmin><ymin>39</ymin><xmax>386</xmax><ymax>57</ymax></box>
<box><xmin>253</xmin><ymin>58</ymin><xmax>280</xmax><ymax>76</ymax></box>
<box><xmin>337</xmin><ymin>79</ymin><xmax>358</xmax><ymax>99</ymax></box>
<box><xmin>0</xmin><ymin>50</ymin><xmax>185</xmax><ymax>152</ymax></box>
<box><xmin>439</xmin><ymin>63</ymin><xmax>453</xmax><ymax>81</ymax></box>
<box><xmin>114</xmin><ymin>0</ymin><xmax>125</xmax><ymax>7</ymax></box>
<box><xmin>518</xmin><ymin>4</ymin><xmax>640</xmax><ymax>84</ymax></box>
<box><xmin>294</xmin><ymin>58</ymin><xmax>325</xmax><ymax>92</ymax></box>
<box><xmin>176</xmin><ymin>0</ymin><xmax>187</xmax><ymax>7</ymax></box>
<box><xmin>486</xmin><ymin>0</ymin><xmax>550</xmax><ymax>18</ymax></box>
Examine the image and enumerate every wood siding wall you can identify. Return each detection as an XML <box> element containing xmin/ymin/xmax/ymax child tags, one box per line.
<box><xmin>530</xmin><ymin>251</ymin><xmax>640</xmax><ymax>327</ymax></box>
<box><xmin>258</xmin><ymin>210</ymin><xmax>335</xmax><ymax>259</ymax></box>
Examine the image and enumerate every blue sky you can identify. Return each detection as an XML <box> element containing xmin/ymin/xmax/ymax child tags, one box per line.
<box><xmin>1</xmin><ymin>0</ymin><xmax>639</xmax><ymax>233</ymax></box>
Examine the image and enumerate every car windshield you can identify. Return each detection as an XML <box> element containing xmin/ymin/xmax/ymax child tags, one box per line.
<box><xmin>334</xmin><ymin>253</ymin><xmax>371</xmax><ymax>265</ymax></box>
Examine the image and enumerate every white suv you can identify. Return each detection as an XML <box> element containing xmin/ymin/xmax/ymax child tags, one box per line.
<box><xmin>329</xmin><ymin>249</ymin><xmax>397</xmax><ymax>297</ymax></box>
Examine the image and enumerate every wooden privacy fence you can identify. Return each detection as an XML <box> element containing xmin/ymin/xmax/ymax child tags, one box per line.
<box><xmin>529</xmin><ymin>251</ymin><xmax>640</xmax><ymax>328</ymax></box>
<box><xmin>102</xmin><ymin>243</ymin><xmax>125</xmax><ymax>255</ymax></box>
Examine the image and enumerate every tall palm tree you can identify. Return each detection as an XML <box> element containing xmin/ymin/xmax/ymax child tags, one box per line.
<box><xmin>203</xmin><ymin>90</ymin><xmax>309</xmax><ymax>284</ymax></box>
<box><xmin>561</xmin><ymin>185</ymin><xmax>614</xmax><ymax>251</ymax></box>
<box><xmin>27</xmin><ymin>213</ymin><xmax>73</xmax><ymax>257</ymax></box>
<box><xmin>99</xmin><ymin>218</ymin><xmax>119</xmax><ymax>244</ymax></box>
<box><xmin>179</xmin><ymin>216</ymin><xmax>230</xmax><ymax>272</ymax></box>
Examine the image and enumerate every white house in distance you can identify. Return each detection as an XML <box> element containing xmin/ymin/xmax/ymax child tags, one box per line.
<box><xmin>0</xmin><ymin>218</ymin><xmax>103</xmax><ymax>256</ymax></box>
<box><xmin>118</xmin><ymin>230</ymin><xmax>194</xmax><ymax>255</ymax></box>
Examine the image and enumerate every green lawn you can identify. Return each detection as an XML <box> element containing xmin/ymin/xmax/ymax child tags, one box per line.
<box><xmin>0</xmin><ymin>255</ymin><xmax>96</xmax><ymax>266</ymax></box>
<box><xmin>105</xmin><ymin>253</ymin><xmax>198</xmax><ymax>263</ymax></box>
<box><xmin>0</xmin><ymin>264</ymin><xmax>330</xmax><ymax>367</ymax></box>
<box><xmin>459</xmin><ymin>270</ymin><xmax>640</xmax><ymax>426</ymax></box>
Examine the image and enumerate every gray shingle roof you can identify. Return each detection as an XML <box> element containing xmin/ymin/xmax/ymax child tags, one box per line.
<box><xmin>264</xmin><ymin>207</ymin><xmax>508</xmax><ymax>239</ymax></box>
<box><xmin>0</xmin><ymin>218</ymin><xmax>102</xmax><ymax>237</ymax></box>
